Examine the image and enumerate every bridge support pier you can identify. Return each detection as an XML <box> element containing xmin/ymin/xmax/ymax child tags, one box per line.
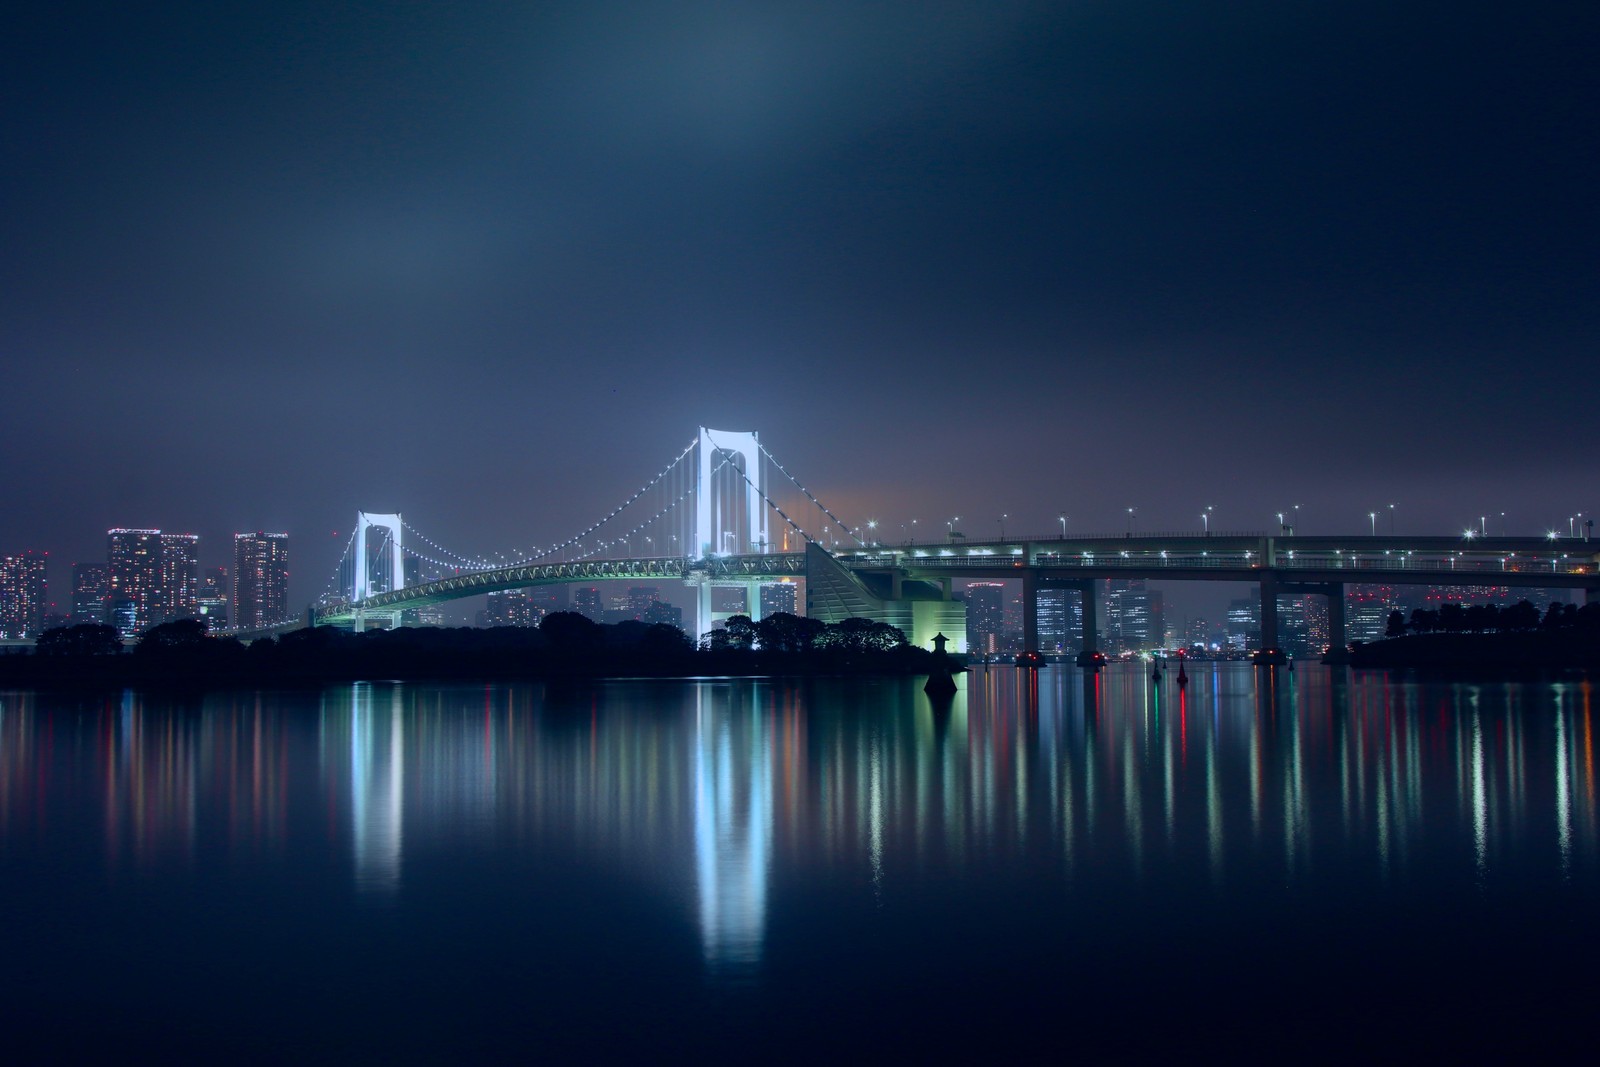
<box><xmin>1325</xmin><ymin>583</ymin><xmax>1347</xmax><ymax>662</ymax></box>
<box><xmin>1071</xmin><ymin>579</ymin><xmax>1101</xmax><ymax>668</ymax></box>
<box><xmin>1258</xmin><ymin>572</ymin><xmax>1281</xmax><ymax>661</ymax></box>
<box><xmin>1020</xmin><ymin>571</ymin><xmax>1039</xmax><ymax>652</ymax></box>
<box><xmin>697</xmin><ymin>582</ymin><xmax>712</xmax><ymax>644</ymax></box>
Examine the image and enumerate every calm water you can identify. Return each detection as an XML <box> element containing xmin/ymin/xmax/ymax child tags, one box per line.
<box><xmin>2</xmin><ymin>666</ymin><xmax>1597</xmax><ymax>1059</ymax></box>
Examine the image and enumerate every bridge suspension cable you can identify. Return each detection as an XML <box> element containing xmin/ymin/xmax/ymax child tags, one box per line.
<box><xmin>318</xmin><ymin>527</ymin><xmax>360</xmax><ymax>603</ymax></box>
<box><xmin>497</xmin><ymin>435</ymin><xmax>700</xmax><ymax>565</ymax></box>
<box><xmin>754</xmin><ymin>437</ymin><xmax>863</xmax><ymax>548</ymax></box>
<box><xmin>401</xmin><ymin>518</ymin><xmax>498</xmax><ymax>570</ymax></box>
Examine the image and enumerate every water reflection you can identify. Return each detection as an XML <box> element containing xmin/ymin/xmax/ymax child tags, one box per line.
<box><xmin>1</xmin><ymin>666</ymin><xmax>1597</xmax><ymax>977</ymax></box>
<box><xmin>342</xmin><ymin>683</ymin><xmax>404</xmax><ymax>894</ymax></box>
<box><xmin>692</xmin><ymin>685</ymin><xmax>771</xmax><ymax>970</ymax></box>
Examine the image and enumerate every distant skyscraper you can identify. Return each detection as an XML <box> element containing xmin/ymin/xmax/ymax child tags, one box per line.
<box><xmin>1278</xmin><ymin>594</ymin><xmax>1311</xmax><ymax>657</ymax></box>
<box><xmin>158</xmin><ymin>533</ymin><xmax>200</xmax><ymax>623</ymax></box>
<box><xmin>760</xmin><ymin>582</ymin><xmax>797</xmax><ymax>617</ymax></box>
<box><xmin>197</xmin><ymin>567</ymin><xmax>229</xmax><ymax>630</ymax></box>
<box><xmin>480</xmin><ymin>590</ymin><xmax>538</xmax><ymax>627</ymax></box>
<box><xmin>964</xmin><ymin>582</ymin><xmax>1005</xmax><ymax>655</ymax></box>
<box><xmin>573</xmin><ymin>587</ymin><xmax>603</xmax><ymax>622</ymax></box>
<box><xmin>643</xmin><ymin>601</ymin><xmax>684</xmax><ymax>630</ymax></box>
<box><xmin>233</xmin><ymin>533</ymin><xmax>290</xmax><ymax>631</ymax></box>
<box><xmin>107</xmin><ymin>529</ymin><xmax>162</xmax><ymax>636</ymax></box>
<box><xmin>1346</xmin><ymin>585</ymin><xmax>1397</xmax><ymax>645</ymax></box>
<box><xmin>1225</xmin><ymin>598</ymin><xmax>1259</xmax><ymax>650</ymax></box>
<box><xmin>529</xmin><ymin>587</ymin><xmax>566</xmax><ymax>616</ymax></box>
<box><xmin>0</xmin><ymin>550</ymin><xmax>48</xmax><ymax>638</ymax></box>
<box><xmin>627</xmin><ymin>586</ymin><xmax>660</xmax><ymax>620</ymax></box>
<box><xmin>1104</xmin><ymin>579</ymin><xmax>1162</xmax><ymax>651</ymax></box>
<box><xmin>1037</xmin><ymin>589</ymin><xmax>1069</xmax><ymax>653</ymax></box>
<box><xmin>71</xmin><ymin>562</ymin><xmax>110</xmax><ymax>626</ymax></box>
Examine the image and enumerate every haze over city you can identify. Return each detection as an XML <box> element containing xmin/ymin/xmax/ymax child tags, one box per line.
<box><xmin>4</xmin><ymin>2</ymin><xmax>1594</xmax><ymax>617</ymax></box>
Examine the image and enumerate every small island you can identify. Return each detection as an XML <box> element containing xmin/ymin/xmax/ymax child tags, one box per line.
<box><xmin>1348</xmin><ymin>599</ymin><xmax>1600</xmax><ymax>670</ymax></box>
<box><xmin>0</xmin><ymin>612</ymin><xmax>947</xmax><ymax>688</ymax></box>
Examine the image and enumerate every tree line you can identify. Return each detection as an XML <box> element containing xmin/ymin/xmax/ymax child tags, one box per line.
<box><xmin>13</xmin><ymin>611</ymin><xmax>928</xmax><ymax>683</ymax></box>
<box><xmin>1385</xmin><ymin>600</ymin><xmax>1600</xmax><ymax>638</ymax></box>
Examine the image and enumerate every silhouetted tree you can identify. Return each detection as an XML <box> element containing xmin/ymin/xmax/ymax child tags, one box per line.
<box><xmin>1385</xmin><ymin>611</ymin><xmax>1407</xmax><ymax>638</ymax></box>
<box><xmin>754</xmin><ymin>612</ymin><xmax>826</xmax><ymax>653</ymax></box>
<box><xmin>820</xmin><ymin>617</ymin><xmax>907</xmax><ymax>653</ymax></box>
<box><xmin>1409</xmin><ymin>608</ymin><xmax>1439</xmax><ymax>634</ymax></box>
<box><xmin>1501</xmin><ymin>600</ymin><xmax>1541</xmax><ymax>632</ymax></box>
<box><xmin>1438</xmin><ymin>603</ymin><xmax>1466</xmax><ymax>633</ymax></box>
<box><xmin>722</xmin><ymin>615</ymin><xmax>756</xmax><ymax>652</ymax></box>
<box><xmin>35</xmin><ymin>623</ymin><xmax>122</xmax><ymax>656</ymax></box>
<box><xmin>540</xmin><ymin>611</ymin><xmax>604</xmax><ymax>653</ymax></box>
<box><xmin>136</xmin><ymin>618</ymin><xmax>211</xmax><ymax>655</ymax></box>
<box><xmin>639</xmin><ymin>623</ymin><xmax>693</xmax><ymax>659</ymax></box>
<box><xmin>1542</xmin><ymin>602</ymin><xmax>1574</xmax><ymax>630</ymax></box>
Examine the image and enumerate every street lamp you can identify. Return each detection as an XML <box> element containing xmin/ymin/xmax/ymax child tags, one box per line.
<box><xmin>1369</xmin><ymin>511</ymin><xmax>1377</xmax><ymax>536</ymax></box>
<box><xmin>999</xmin><ymin>513</ymin><xmax>1008</xmax><ymax>541</ymax></box>
<box><xmin>1202</xmin><ymin>505</ymin><xmax>1213</xmax><ymax>534</ymax></box>
<box><xmin>1058</xmin><ymin>514</ymin><xmax>1067</xmax><ymax>538</ymax></box>
<box><xmin>1127</xmin><ymin>507</ymin><xmax>1136</xmax><ymax>535</ymax></box>
<box><xmin>1388</xmin><ymin>503</ymin><xmax>1396</xmax><ymax>535</ymax></box>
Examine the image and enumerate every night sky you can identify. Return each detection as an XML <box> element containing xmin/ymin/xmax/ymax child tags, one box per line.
<box><xmin>5</xmin><ymin>2</ymin><xmax>1596</xmax><ymax>612</ymax></box>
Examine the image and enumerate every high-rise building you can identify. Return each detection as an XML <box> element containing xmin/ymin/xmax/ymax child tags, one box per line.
<box><xmin>1117</xmin><ymin>586</ymin><xmax>1164</xmax><ymax>650</ymax></box>
<box><xmin>760</xmin><ymin>581</ymin><xmax>798</xmax><ymax>617</ymax></box>
<box><xmin>0</xmin><ymin>550</ymin><xmax>49</xmax><ymax>638</ymax></box>
<box><xmin>1346</xmin><ymin>585</ymin><xmax>1397</xmax><ymax>645</ymax></box>
<box><xmin>158</xmin><ymin>533</ymin><xmax>200</xmax><ymax>623</ymax></box>
<box><xmin>643</xmin><ymin>601</ymin><xmax>684</xmax><ymax>630</ymax></box>
<box><xmin>964</xmin><ymin>582</ymin><xmax>1005</xmax><ymax>655</ymax></box>
<box><xmin>108</xmin><ymin>529</ymin><xmax>163</xmax><ymax>637</ymax></box>
<box><xmin>71</xmin><ymin>562</ymin><xmax>110</xmax><ymax>626</ymax></box>
<box><xmin>197</xmin><ymin>567</ymin><xmax>229</xmax><ymax>631</ymax></box>
<box><xmin>1278</xmin><ymin>595</ymin><xmax>1311</xmax><ymax>658</ymax></box>
<box><xmin>573</xmin><ymin>587</ymin><xmax>603</xmax><ymax>622</ymax></box>
<box><xmin>529</xmin><ymin>587</ymin><xmax>567</xmax><ymax>616</ymax></box>
<box><xmin>627</xmin><ymin>587</ymin><xmax>660</xmax><ymax>620</ymax></box>
<box><xmin>1225</xmin><ymin>598</ymin><xmax>1259</xmax><ymax>650</ymax></box>
<box><xmin>1103</xmin><ymin>579</ymin><xmax>1162</xmax><ymax>651</ymax></box>
<box><xmin>1037</xmin><ymin>589</ymin><xmax>1070</xmax><ymax>653</ymax></box>
<box><xmin>233</xmin><ymin>533</ymin><xmax>290</xmax><ymax>631</ymax></box>
<box><xmin>480</xmin><ymin>590</ymin><xmax>539</xmax><ymax>627</ymax></box>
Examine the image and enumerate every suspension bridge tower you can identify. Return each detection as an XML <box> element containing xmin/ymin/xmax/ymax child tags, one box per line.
<box><xmin>694</xmin><ymin>427</ymin><xmax>770</xmax><ymax>636</ymax></box>
<box><xmin>352</xmin><ymin>512</ymin><xmax>405</xmax><ymax>631</ymax></box>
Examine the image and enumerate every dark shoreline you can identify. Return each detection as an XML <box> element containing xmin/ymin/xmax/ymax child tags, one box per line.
<box><xmin>0</xmin><ymin>619</ymin><xmax>945</xmax><ymax>693</ymax></box>
<box><xmin>1348</xmin><ymin>631</ymin><xmax>1600</xmax><ymax>671</ymax></box>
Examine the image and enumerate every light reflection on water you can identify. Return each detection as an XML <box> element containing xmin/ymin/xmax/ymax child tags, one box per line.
<box><xmin>0</xmin><ymin>664</ymin><xmax>1597</xmax><ymax>1050</ymax></box>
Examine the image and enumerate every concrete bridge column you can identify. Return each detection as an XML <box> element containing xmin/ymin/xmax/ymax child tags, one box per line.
<box><xmin>1075</xmin><ymin>580</ymin><xmax>1099</xmax><ymax>655</ymax></box>
<box><xmin>1259</xmin><ymin>571</ymin><xmax>1280</xmax><ymax>653</ymax></box>
<box><xmin>1325</xmin><ymin>582</ymin><xmax>1347</xmax><ymax>662</ymax></box>
<box><xmin>1020</xmin><ymin>570</ymin><xmax>1039</xmax><ymax>652</ymax></box>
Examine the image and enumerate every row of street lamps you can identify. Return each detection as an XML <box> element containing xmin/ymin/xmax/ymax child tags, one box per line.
<box><xmin>888</xmin><ymin>505</ymin><xmax>1591</xmax><ymax>544</ymax></box>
